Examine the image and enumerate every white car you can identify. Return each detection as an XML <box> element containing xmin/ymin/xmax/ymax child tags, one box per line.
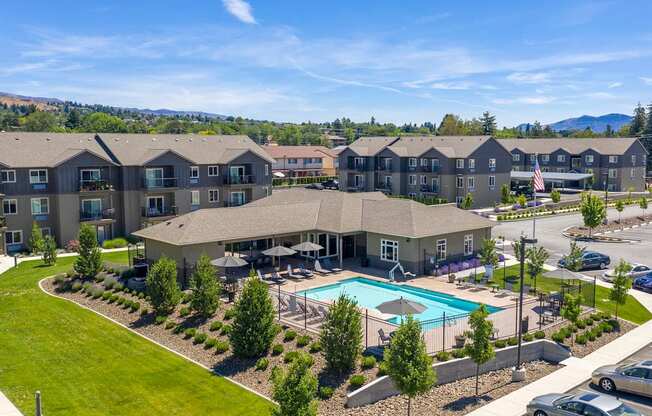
<box><xmin>603</xmin><ymin>264</ymin><xmax>651</xmax><ymax>282</ymax></box>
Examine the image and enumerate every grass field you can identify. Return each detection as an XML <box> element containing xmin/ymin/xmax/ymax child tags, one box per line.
<box><xmin>0</xmin><ymin>253</ymin><xmax>274</xmax><ymax>416</ymax></box>
<box><xmin>491</xmin><ymin>264</ymin><xmax>652</xmax><ymax>324</ymax></box>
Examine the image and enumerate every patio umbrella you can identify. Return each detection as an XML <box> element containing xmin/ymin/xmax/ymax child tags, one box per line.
<box><xmin>543</xmin><ymin>268</ymin><xmax>593</xmax><ymax>282</ymax></box>
<box><xmin>263</xmin><ymin>245</ymin><xmax>297</xmax><ymax>267</ymax></box>
<box><xmin>210</xmin><ymin>255</ymin><xmax>248</xmax><ymax>268</ymax></box>
<box><xmin>376</xmin><ymin>297</ymin><xmax>426</xmax><ymax>323</ymax></box>
<box><xmin>291</xmin><ymin>242</ymin><xmax>323</xmax><ymax>266</ymax></box>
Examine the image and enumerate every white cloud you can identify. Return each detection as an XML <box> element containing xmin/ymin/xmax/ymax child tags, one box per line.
<box><xmin>492</xmin><ymin>96</ymin><xmax>556</xmax><ymax>105</ymax></box>
<box><xmin>641</xmin><ymin>77</ymin><xmax>652</xmax><ymax>86</ymax></box>
<box><xmin>506</xmin><ymin>72</ymin><xmax>551</xmax><ymax>84</ymax></box>
<box><xmin>607</xmin><ymin>81</ymin><xmax>623</xmax><ymax>88</ymax></box>
<box><xmin>222</xmin><ymin>0</ymin><xmax>257</xmax><ymax>24</ymax></box>
<box><xmin>429</xmin><ymin>81</ymin><xmax>473</xmax><ymax>90</ymax></box>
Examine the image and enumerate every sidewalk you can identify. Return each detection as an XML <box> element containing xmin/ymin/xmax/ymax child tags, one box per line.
<box><xmin>0</xmin><ymin>391</ymin><xmax>22</xmax><ymax>416</ymax></box>
<box><xmin>0</xmin><ymin>247</ymin><xmax>128</xmax><ymax>276</ymax></box>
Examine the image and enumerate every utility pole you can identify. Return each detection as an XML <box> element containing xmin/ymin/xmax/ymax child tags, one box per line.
<box><xmin>513</xmin><ymin>235</ymin><xmax>537</xmax><ymax>382</ymax></box>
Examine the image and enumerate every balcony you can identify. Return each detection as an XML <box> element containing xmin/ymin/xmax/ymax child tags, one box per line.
<box><xmin>79</xmin><ymin>179</ymin><xmax>113</xmax><ymax>192</ymax></box>
<box><xmin>80</xmin><ymin>208</ymin><xmax>115</xmax><ymax>222</ymax></box>
<box><xmin>141</xmin><ymin>206</ymin><xmax>178</xmax><ymax>218</ymax></box>
<box><xmin>375</xmin><ymin>183</ymin><xmax>392</xmax><ymax>193</ymax></box>
<box><xmin>143</xmin><ymin>177</ymin><xmax>178</xmax><ymax>189</ymax></box>
<box><xmin>376</xmin><ymin>160</ymin><xmax>393</xmax><ymax>171</ymax></box>
<box><xmin>225</xmin><ymin>199</ymin><xmax>247</xmax><ymax>207</ymax></box>
<box><xmin>223</xmin><ymin>175</ymin><xmax>256</xmax><ymax>185</ymax></box>
<box><xmin>421</xmin><ymin>165</ymin><xmax>440</xmax><ymax>173</ymax></box>
<box><xmin>421</xmin><ymin>185</ymin><xmax>439</xmax><ymax>194</ymax></box>
<box><xmin>347</xmin><ymin>160</ymin><xmax>367</xmax><ymax>171</ymax></box>
<box><xmin>0</xmin><ymin>216</ymin><xmax>6</xmax><ymax>229</ymax></box>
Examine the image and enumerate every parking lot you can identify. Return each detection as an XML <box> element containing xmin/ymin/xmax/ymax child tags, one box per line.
<box><xmin>566</xmin><ymin>343</ymin><xmax>652</xmax><ymax>415</ymax></box>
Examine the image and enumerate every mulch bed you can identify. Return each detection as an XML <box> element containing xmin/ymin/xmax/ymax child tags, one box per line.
<box><xmin>568</xmin><ymin>214</ymin><xmax>652</xmax><ymax>237</ymax></box>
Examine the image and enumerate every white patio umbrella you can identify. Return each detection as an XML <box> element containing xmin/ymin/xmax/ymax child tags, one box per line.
<box><xmin>291</xmin><ymin>242</ymin><xmax>323</xmax><ymax>266</ymax></box>
<box><xmin>263</xmin><ymin>245</ymin><xmax>297</xmax><ymax>267</ymax></box>
<box><xmin>543</xmin><ymin>268</ymin><xmax>593</xmax><ymax>282</ymax></box>
<box><xmin>211</xmin><ymin>255</ymin><xmax>248</xmax><ymax>283</ymax></box>
<box><xmin>376</xmin><ymin>297</ymin><xmax>426</xmax><ymax>323</ymax></box>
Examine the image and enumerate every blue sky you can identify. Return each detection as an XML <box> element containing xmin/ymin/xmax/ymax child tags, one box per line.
<box><xmin>2</xmin><ymin>0</ymin><xmax>652</xmax><ymax>126</ymax></box>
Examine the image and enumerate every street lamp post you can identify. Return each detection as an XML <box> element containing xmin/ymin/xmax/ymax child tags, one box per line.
<box><xmin>513</xmin><ymin>235</ymin><xmax>537</xmax><ymax>382</ymax></box>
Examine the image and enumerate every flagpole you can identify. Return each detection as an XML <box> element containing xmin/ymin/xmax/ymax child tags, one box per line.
<box><xmin>532</xmin><ymin>153</ymin><xmax>537</xmax><ymax>238</ymax></box>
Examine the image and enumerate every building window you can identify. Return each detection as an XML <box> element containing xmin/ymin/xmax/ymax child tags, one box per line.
<box><xmin>467</xmin><ymin>176</ymin><xmax>475</xmax><ymax>190</ymax></box>
<box><xmin>609</xmin><ymin>155</ymin><xmax>618</xmax><ymax>163</ymax></box>
<box><xmin>512</xmin><ymin>153</ymin><xmax>520</xmax><ymax>162</ymax></box>
<box><xmin>631</xmin><ymin>155</ymin><xmax>637</xmax><ymax>165</ymax></box>
<box><xmin>488</xmin><ymin>158</ymin><xmax>496</xmax><ymax>169</ymax></box>
<box><xmin>436</xmin><ymin>239</ymin><xmax>447</xmax><ymax>260</ymax></box>
<box><xmin>556</xmin><ymin>168</ymin><xmax>566</xmax><ymax>173</ymax></box>
<box><xmin>586</xmin><ymin>168</ymin><xmax>593</xmax><ymax>175</ymax></box>
<box><xmin>380</xmin><ymin>239</ymin><xmax>399</xmax><ymax>262</ymax></box>
<box><xmin>541</xmin><ymin>154</ymin><xmax>549</xmax><ymax>163</ymax></box>
<box><xmin>456</xmin><ymin>176</ymin><xmax>464</xmax><ymax>188</ymax></box>
<box><xmin>456</xmin><ymin>196</ymin><xmax>464</xmax><ymax>205</ymax></box>
<box><xmin>40</xmin><ymin>227</ymin><xmax>52</xmax><ymax>237</ymax></box>
<box><xmin>3</xmin><ymin>199</ymin><xmax>17</xmax><ymax>215</ymax></box>
<box><xmin>464</xmin><ymin>234</ymin><xmax>473</xmax><ymax>256</ymax></box>
<box><xmin>420</xmin><ymin>158</ymin><xmax>429</xmax><ymax>167</ymax></box>
<box><xmin>631</xmin><ymin>168</ymin><xmax>635</xmax><ymax>179</ymax></box>
<box><xmin>585</xmin><ymin>155</ymin><xmax>594</xmax><ymax>164</ymax></box>
<box><xmin>409</xmin><ymin>158</ymin><xmax>417</xmax><ymax>168</ymax></box>
<box><xmin>208</xmin><ymin>189</ymin><xmax>220</xmax><ymax>203</ymax></box>
<box><xmin>488</xmin><ymin>175</ymin><xmax>496</xmax><ymax>188</ymax></box>
<box><xmin>512</xmin><ymin>166</ymin><xmax>520</xmax><ymax>172</ymax></box>
<box><xmin>354</xmin><ymin>175</ymin><xmax>364</xmax><ymax>188</ymax></box>
<box><xmin>264</xmin><ymin>186</ymin><xmax>271</xmax><ymax>196</ymax></box>
<box><xmin>29</xmin><ymin>169</ymin><xmax>48</xmax><ymax>184</ymax></box>
<box><xmin>1</xmin><ymin>170</ymin><xmax>16</xmax><ymax>183</ymax></box>
<box><xmin>288</xmin><ymin>158</ymin><xmax>298</xmax><ymax>164</ymax></box>
<box><xmin>229</xmin><ymin>191</ymin><xmax>246</xmax><ymax>206</ymax></box>
<box><xmin>557</xmin><ymin>155</ymin><xmax>566</xmax><ymax>163</ymax></box>
<box><xmin>409</xmin><ymin>175</ymin><xmax>417</xmax><ymax>185</ymax></box>
<box><xmin>265</xmin><ymin>164</ymin><xmax>269</xmax><ymax>176</ymax></box>
<box><xmin>408</xmin><ymin>192</ymin><xmax>417</xmax><ymax>199</ymax></box>
<box><xmin>303</xmin><ymin>158</ymin><xmax>311</xmax><ymax>164</ymax></box>
<box><xmin>5</xmin><ymin>230</ymin><xmax>22</xmax><ymax>245</ymax></box>
<box><xmin>468</xmin><ymin>159</ymin><xmax>475</xmax><ymax>169</ymax></box>
<box><xmin>529</xmin><ymin>154</ymin><xmax>536</xmax><ymax>163</ymax></box>
<box><xmin>456</xmin><ymin>159</ymin><xmax>465</xmax><ymax>169</ymax></box>
<box><xmin>31</xmin><ymin>198</ymin><xmax>49</xmax><ymax>215</ymax></box>
<box><xmin>608</xmin><ymin>169</ymin><xmax>617</xmax><ymax>178</ymax></box>
<box><xmin>189</xmin><ymin>166</ymin><xmax>199</xmax><ymax>179</ymax></box>
<box><xmin>208</xmin><ymin>166</ymin><xmax>219</xmax><ymax>176</ymax></box>
<box><xmin>191</xmin><ymin>190</ymin><xmax>200</xmax><ymax>206</ymax></box>
<box><xmin>420</xmin><ymin>175</ymin><xmax>427</xmax><ymax>185</ymax></box>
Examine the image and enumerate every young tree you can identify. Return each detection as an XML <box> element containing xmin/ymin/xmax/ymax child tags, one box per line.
<box><xmin>511</xmin><ymin>240</ymin><xmax>524</xmax><ymax>263</ymax></box>
<box><xmin>29</xmin><ymin>222</ymin><xmax>44</xmax><ymax>254</ymax></box>
<box><xmin>42</xmin><ymin>235</ymin><xmax>57</xmax><ymax>266</ymax></box>
<box><xmin>517</xmin><ymin>193</ymin><xmax>527</xmax><ymax>208</ymax></box>
<box><xmin>500</xmin><ymin>183</ymin><xmax>511</xmax><ymax>204</ymax></box>
<box><xmin>615</xmin><ymin>199</ymin><xmax>625</xmax><ymax>225</ymax></box>
<box><xmin>146</xmin><ymin>256</ymin><xmax>182</xmax><ymax>315</ymax></box>
<box><xmin>74</xmin><ymin>224</ymin><xmax>102</xmax><ymax>278</ymax></box>
<box><xmin>645</xmin><ymin>103</ymin><xmax>652</xmax><ymax>136</ymax></box>
<box><xmin>461</xmin><ymin>193</ymin><xmax>474</xmax><ymax>210</ymax></box>
<box><xmin>609</xmin><ymin>259</ymin><xmax>632</xmax><ymax>320</ymax></box>
<box><xmin>561</xmin><ymin>294</ymin><xmax>582</xmax><ymax>344</ymax></box>
<box><xmin>479</xmin><ymin>239</ymin><xmax>499</xmax><ymax>268</ymax></box>
<box><xmin>639</xmin><ymin>196</ymin><xmax>648</xmax><ymax>219</ymax></box>
<box><xmin>564</xmin><ymin>242</ymin><xmax>586</xmax><ymax>272</ymax></box>
<box><xmin>230</xmin><ymin>275</ymin><xmax>276</xmax><ymax>358</ymax></box>
<box><xmin>466</xmin><ymin>304</ymin><xmax>495</xmax><ymax>396</ymax></box>
<box><xmin>189</xmin><ymin>254</ymin><xmax>221</xmax><ymax>318</ymax></box>
<box><xmin>526</xmin><ymin>246</ymin><xmax>549</xmax><ymax>291</ymax></box>
<box><xmin>480</xmin><ymin>111</ymin><xmax>497</xmax><ymax>135</ymax></box>
<box><xmin>270</xmin><ymin>352</ymin><xmax>318</xmax><ymax>416</ymax></box>
<box><xmin>319</xmin><ymin>294</ymin><xmax>362</xmax><ymax>374</ymax></box>
<box><xmin>550</xmin><ymin>188</ymin><xmax>561</xmax><ymax>204</ymax></box>
<box><xmin>580</xmin><ymin>193</ymin><xmax>606</xmax><ymax>238</ymax></box>
<box><xmin>384</xmin><ymin>315</ymin><xmax>436</xmax><ymax>416</ymax></box>
<box><xmin>630</xmin><ymin>103</ymin><xmax>647</xmax><ymax>135</ymax></box>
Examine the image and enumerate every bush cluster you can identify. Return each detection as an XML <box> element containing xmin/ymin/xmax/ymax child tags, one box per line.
<box><xmin>295</xmin><ymin>334</ymin><xmax>310</xmax><ymax>347</ymax></box>
<box><xmin>102</xmin><ymin>238</ymin><xmax>128</xmax><ymax>249</ymax></box>
<box><xmin>318</xmin><ymin>386</ymin><xmax>334</xmax><ymax>400</ymax></box>
<box><xmin>214</xmin><ymin>340</ymin><xmax>229</xmax><ymax>354</ymax></box>
<box><xmin>435</xmin><ymin>351</ymin><xmax>451</xmax><ymax>362</ymax></box>
<box><xmin>272</xmin><ymin>344</ymin><xmax>284</xmax><ymax>356</ymax></box>
<box><xmin>361</xmin><ymin>355</ymin><xmax>377</xmax><ymax>369</ymax></box>
<box><xmin>255</xmin><ymin>358</ymin><xmax>269</xmax><ymax>371</ymax></box>
<box><xmin>349</xmin><ymin>374</ymin><xmax>366</xmax><ymax>389</ymax></box>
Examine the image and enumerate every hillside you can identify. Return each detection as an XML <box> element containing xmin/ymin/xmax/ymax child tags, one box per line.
<box><xmin>518</xmin><ymin>113</ymin><xmax>632</xmax><ymax>133</ymax></box>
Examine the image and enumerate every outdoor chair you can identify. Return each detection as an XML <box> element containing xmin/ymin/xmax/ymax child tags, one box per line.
<box><xmin>498</xmin><ymin>281</ymin><xmax>513</xmax><ymax>297</ymax></box>
<box><xmin>314</xmin><ymin>260</ymin><xmax>332</xmax><ymax>275</ymax></box>
<box><xmin>378</xmin><ymin>328</ymin><xmax>393</xmax><ymax>346</ymax></box>
<box><xmin>317</xmin><ymin>305</ymin><xmax>330</xmax><ymax>319</ymax></box>
<box><xmin>308</xmin><ymin>304</ymin><xmax>321</xmax><ymax>318</ymax></box>
<box><xmin>257</xmin><ymin>269</ymin><xmax>277</xmax><ymax>285</ymax></box>
<box><xmin>271</xmin><ymin>270</ymin><xmax>287</xmax><ymax>284</ymax></box>
<box><xmin>298</xmin><ymin>264</ymin><xmax>314</xmax><ymax>278</ymax></box>
<box><xmin>286</xmin><ymin>264</ymin><xmax>303</xmax><ymax>279</ymax></box>
<box><xmin>278</xmin><ymin>296</ymin><xmax>290</xmax><ymax>312</ymax></box>
<box><xmin>322</xmin><ymin>258</ymin><xmax>343</xmax><ymax>273</ymax></box>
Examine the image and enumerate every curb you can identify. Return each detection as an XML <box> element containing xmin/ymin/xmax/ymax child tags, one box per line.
<box><xmin>38</xmin><ymin>277</ymin><xmax>276</xmax><ymax>405</ymax></box>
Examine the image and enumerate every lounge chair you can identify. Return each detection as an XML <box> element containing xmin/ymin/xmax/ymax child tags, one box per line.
<box><xmin>298</xmin><ymin>264</ymin><xmax>314</xmax><ymax>278</ymax></box>
<box><xmin>278</xmin><ymin>296</ymin><xmax>290</xmax><ymax>311</ymax></box>
<box><xmin>314</xmin><ymin>260</ymin><xmax>332</xmax><ymax>275</ymax></box>
<box><xmin>286</xmin><ymin>264</ymin><xmax>303</xmax><ymax>279</ymax></box>
<box><xmin>378</xmin><ymin>328</ymin><xmax>393</xmax><ymax>346</ymax></box>
<box><xmin>308</xmin><ymin>304</ymin><xmax>322</xmax><ymax>318</ymax></box>
<box><xmin>317</xmin><ymin>305</ymin><xmax>330</xmax><ymax>319</ymax></box>
<box><xmin>322</xmin><ymin>258</ymin><xmax>343</xmax><ymax>273</ymax></box>
<box><xmin>271</xmin><ymin>270</ymin><xmax>287</xmax><ymax>284</ymax></box>
<box><xmin>257</xmin><ymin>269</ymin><xmax>276</xmax><ymax>285</ymax></box>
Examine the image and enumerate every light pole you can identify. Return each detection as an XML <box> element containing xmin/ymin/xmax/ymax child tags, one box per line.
<box><xmin>513</xmin><ymin>235</ymin><xmax>537</xmax><ymax>382</ymax></box>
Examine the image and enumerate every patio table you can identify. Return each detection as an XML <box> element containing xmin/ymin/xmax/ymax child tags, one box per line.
<box><xmin>490</xmin><ymin>283</ymin><xmax>500</xmax><ymax>293</ymax></box>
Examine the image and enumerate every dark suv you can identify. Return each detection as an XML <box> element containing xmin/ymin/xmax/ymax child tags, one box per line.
<box><xmin>558</xmin><ymin>251</ymin><xmax>611</xmax><ymax>270</ymax></box>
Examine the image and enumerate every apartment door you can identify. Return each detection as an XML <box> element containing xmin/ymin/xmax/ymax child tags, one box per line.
<box><xmin>147</xmin><ymin>196</ymin><xmax>164</xmax><ymax>215</ymax></box>
<box><xmin>96</xmin><ymin>225</ymin><xmax>107</xmax><ymax>244</ymax></box>
<box><xmin>81</xmin><ymin>199</ymin><xmax>102</xmax><ymax>219</ymax></box>
<box><xmin>229</xmin><ymin>166</ymin><xmax>245</xmax><ymax>183</ymax></box>
<box><xmin>343</xmin><ymin>235</ymin><xmax>355</xmax><ymax>258</ymax></box>
<box><xmin>146</xmin><ymin>168</ymin><xmax>164</xmax><ymax>187</ymax></box>
<box><xmin>230</xmin><ymin>191</ymin><xmax>245</xmax><ymax>206</ymax></box>
<box><xmin>432</xmin><ymin>177</ymin><xmax>440</xmax><ymax>192</ymax></box>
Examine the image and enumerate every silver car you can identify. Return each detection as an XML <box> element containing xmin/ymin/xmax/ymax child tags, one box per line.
<box><xmin>526</xmin><ymin>392</ymin><xmax>641</xmax><ymax>416</ymax></box>
<box><xmin>592</xmin><ymin>361</ymin><xmax>652</xmax><ymax>397</ymax></box>
<box><xmin>603</xmin><ymin>264</ymin><xmax>652</xmax><ymax>282</ymax></box>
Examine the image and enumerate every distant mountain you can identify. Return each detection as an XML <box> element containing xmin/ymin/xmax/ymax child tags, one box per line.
<box><xmin>119</xmin><ymin>107</ymin><xmax>227</xmax><ymax>119</ymax></box>
<box><xmin>518</xmin><ymin>113</ymin><xmax>632</xmax><ymax>133</ymax></box>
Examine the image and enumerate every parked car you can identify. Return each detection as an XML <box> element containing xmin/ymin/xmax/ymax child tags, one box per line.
<box><xmin>526</xmin><ymin>392</ymin><xmax>642</xmax><ymax>416</ymax></box>
<box><xmin>633</xmin><ymin>274</ymin><xmax>652</xmax><ymax>293</ymax></box>
<box><xmin>321</xmin><ymin>179</ymin><xmax>339</xmax><ymax>190</ymax></box>
<box><xmin>603</xmin><ymin>264</ymin><xmax>651</xmax><ymax>282</ymax></box>
<box><xmin>304</xmin><ymin>183</ymin><xmax>324</xmax><ymax>190</ymax></box>
<box><xmin>592</xmin><ymin>361</ymin><xmax>652</xmax><ymax>398</ymax></box>
<box><xmin>558</xmin><ymin>251</ymin><xmax>611</xmax><ymax>271</ymax></box>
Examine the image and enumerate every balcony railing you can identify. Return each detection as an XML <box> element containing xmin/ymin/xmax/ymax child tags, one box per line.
<box><xmin>421</xmin><ymin>165</ymin><xmax>440</xmax><ymax>173</ymax></box>
<box><xmin>141</xmin><ymin>206</ymin><xmax>178</xmax><ymax>218</ymax></box>
<box><xmin>80</xmin><ymin>179</ymin><xmax>113</xmax><ymax>192</ymax></box>
<box><xmin>223</xmin><ymin>175</ymin><xmax>255</xmax><ymax>185</ymax></box>
<box><xmin>421</xmin><ymin>185</ymin><xmax>440</xmax><ymax>194</ymax></box>
<box><xmin>225</xmin><ymin>199</ymin><xmax>247</xmax><ymax>207</ymax></box>
<box><xmin>376</xmin><ymin>161</ymin><xmax>393</xmax><ymax>171</ymax></box>
<box><xmin>143</xmin><ymin>177</ymin><xmax>177</xmax><ymax>189</ymax></box>
<box><xmin>347</xmin><ymin>160</ymin><xmax>367</xmax><ymax>171</ymax></box>
<box><xmin>375</xmin><ymin>183</ymin><xmax>392</xmax><ymax>192</ymax></box>
<box><xmin>80</xmin><ymin>208</ymin><xmax>115</xmax><ymax>222</ymax></box>
<box><xmin>0</xmin><ymin>216</ymin><xmax>6</xmax><ymax>228</ymax></box>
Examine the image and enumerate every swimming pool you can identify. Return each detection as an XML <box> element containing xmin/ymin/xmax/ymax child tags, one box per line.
<box><xmin>297</xmin><ymin>277</ymin><xmax>500</xmax><ymax>323</ymax></box>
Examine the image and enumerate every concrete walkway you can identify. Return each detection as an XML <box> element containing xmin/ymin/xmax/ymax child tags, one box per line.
<box><xmin>0</xmin><ymin>391</ymin><xmax>22</xmax><ymax>416</ymax></box>
<box><xmin>0</xmin><ymin>247</ymin><xmax>129</xmax><ymax>276</ymax></box>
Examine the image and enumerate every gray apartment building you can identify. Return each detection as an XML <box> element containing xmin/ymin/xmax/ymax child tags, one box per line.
<box><xmin>337</xmin><ymin>136</ymin><xmax>512</xmax><ymax>208</ymax></box>
<box><xmin>0</xmin><ymin>133</ymin><xmax>273</xmax><ymax>254</ymax></box>
<box><xmin>501</xmin><ymin>138</ymin><xmax>648</xmax><ymax>192</ymax></box>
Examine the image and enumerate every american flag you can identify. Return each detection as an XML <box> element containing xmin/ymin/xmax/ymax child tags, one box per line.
<box><xmin>533</xmin><ymin>156</ymin><xmax>545</xmax><ymax>192</ymax></box>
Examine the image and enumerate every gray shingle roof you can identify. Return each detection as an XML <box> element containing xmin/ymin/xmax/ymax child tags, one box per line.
<box><xmin>499</xmin><ymin>137</ymin><xmax>645</xmax><ymax>155</ymax></box>
<box><xmin>344</xmin><ymin>135</ymin><xmax>504</xmax><ymax>158</ymax></box>
<box><xmin>132</xmin><ymin>188</ymin><xmax>493</xmax><ymax>245</ymax></box>
<box><xmin>0</xmin><ymin>133</ymin><xmax>115</xmax><ymax>167</ymax></box>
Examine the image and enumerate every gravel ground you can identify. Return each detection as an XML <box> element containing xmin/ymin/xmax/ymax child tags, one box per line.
<box><xmin>568</xmin><ymin>214</ymin><xmax>652</xmax><ymax>236</ymax></box>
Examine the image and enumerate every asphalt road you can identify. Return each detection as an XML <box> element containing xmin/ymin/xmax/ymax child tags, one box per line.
<box><xmin>566</xmin><ymin>343</ymin><xmax>652</xmax><ymax>415</ymax></box>
<box><xmin>494</xmin><ymin>205</ymin><xmax>652</xmax><ymax>275</ymax></box>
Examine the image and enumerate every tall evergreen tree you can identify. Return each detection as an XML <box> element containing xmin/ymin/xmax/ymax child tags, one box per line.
<box><xmin>644</xmin><ymin>103</ymin><xmax>652</xmax><ymax>136</ymax></box>
<box><xmin>146</xmin><ymin>256</ymin><xmax>182</xmax><ymax>315</ymax></box>
<box><xmin>319</xmin><ymin>294</ymin><xmax>362</xmax><ymax>374</ymax></box>
<box><xmin>189</xmin><ymin>254</ymin><xmax>221</xmax><ymax>318</ymax></box>
<box><xmin>480</xmin><ymin>111</ymin><xmax>497</xmax><ymax>135</ymax></box>
<box><xmin>230</xmin><ymin>275</ymin><xmax>277</xmax><ymax>358</ymax></box>
<box><xmin>74</xmin><ymin>224</ymin><xmax>102</xmax><ymax>278</ymax></box>
<box><xmin>630</xmin><ymin>102</ymin><xmax>647</xmax><ymax>136</ymax></box>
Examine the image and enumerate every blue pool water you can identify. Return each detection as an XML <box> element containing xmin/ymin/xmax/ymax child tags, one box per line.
<box><xmin>297</xmin><ymin>277</ymin><xmax>501</xmax><ymax>323</ymax></box>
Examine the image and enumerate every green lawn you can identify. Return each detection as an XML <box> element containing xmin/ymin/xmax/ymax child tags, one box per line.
<box><xmin>491</xmin><ymin>264</ymin><xmax>652</xmax><ymax>324</ymax></box>
<box><xmin>0</xmin><ymin>253</ymin><xmax>274</xmax><ymax>416</ymax></box>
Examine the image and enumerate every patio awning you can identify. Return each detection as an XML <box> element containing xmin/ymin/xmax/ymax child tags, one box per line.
<box><xmin>511</xmin><ymin>171</ymin><xmax>593</xmax><ymax>181</ymax></box>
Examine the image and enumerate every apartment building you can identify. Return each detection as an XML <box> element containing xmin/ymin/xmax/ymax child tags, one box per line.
<box><xmin>263</xmin><ymin>145</ymin><xmax>337</xmax><ymax>177</ymax></box>
<box><xmin>0</xmin><ymin>133</ymin><xmax>273</xmax><ymax>253</ymax></box>
<box><xmin>338</xmin><ymin>136</ymin><xmax>512</xmax><ymax>208</ymax></box>
<box><xmin>501</xmin><ymin>138</ymin><xmax>648</xmax><ymax>191</ymax></box>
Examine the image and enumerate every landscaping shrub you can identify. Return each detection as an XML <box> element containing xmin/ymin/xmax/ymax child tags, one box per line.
<box><xmin>272</xmin><ymin>344</ymin><xmax>284</xmax><ymax>356</ymax></box>
<box><xmin>377</xmin><ymin>362</ymin><xmax>388</xmax><ymax>377</ymax></box>
<box><xmin>154</xmin><ymin>315</ymin><xmax>167</xmax><ymax>325</ymax></box>
<box><xmin>220</xmin><ymin>324</ymin><xmax>232</xmax><ymax>336</ymax></box>
<box><xmin>214</xmin><ymin>340</ymin><xmax>230</xmax><ymax>354</ymax></box>
<box><xmin>114</xmin><ymin>283</ymin><xmax>124</xmax><ymax>292</ymax></box>
<box><xmin>103</xmin><ymin>276</ymin><xmax>117</xmax><ymax>290</ymax></box>
<box><xmin>193</xmin><ymin>332</ymin><xmax>208</xmax><ymax>345</ymax></box>
<box><xmin>102</xmin><ymin>238</ymin><xmax>128</xmax><ymax>249</ymax></box>
<box><xmin>534</xmin><ymin>330</ymin><xmax>546</xmax><ymax>339</ymax></box>
<box><xmin>164</xmin><ymin>320</ymin><xmax>176</xmax><ymax>329</ymax></box>
<box><xmin>296</xmin><ymin>335</ymin><xmax>311</xmax><ymax>348</ymax></box>
<box><xmin>223</xmin><ymin>308</ymin><xmax>236</xmax><ymax>320</ymax></box>
<box><xmin>494</xmin><ymin>339</ymin><xmax>507</xmax><ymax>348</ymax></box>
<box><xmin>308</xmin><ymin>342</ymin><xmax>322</xmax><ymax>353</ymax></box>
<box><xmin>189</xmin><ymin>254</ymin><xmax>221</xmax><ymax>318</ymax></box>
<box><xmin>270</xmin><ymin>353</ymin><xmax>317</xmax><ymax>416</ymax></box>
<box><xmin>65</xmin><ymin>239</ymin><xmax>80</xmax><ymax>253</ymax></box>
<box><xmin>137</xmin><ymin>292</ymin><xmax>145</xmax><ymax>299</ymax></box>
<box><xmin>318</xmin><ymin>386</ymin><xmax>334</xmax><ymax>400</ymax></box>
<box><xmin>146</xmin><ymin>256</ymin><xmax>182</xmax><ymax>315</ymax></box>
<box><xmin>182</xmin><ymin>292</ymin><xmax>192</xmax><ymax>304</ymax></box>
<box><xmin>576</xmin><ymin>321</ymin><xmax>586</xmax><ymax>330</ymax></box>
<box><xmin>320</xmin><ymin>294</ymin><xmax>362</xmax><ymax>374</ymax></box>
<box><xmin>255</xmin><ymin>358</ymin><xmax>269</xmax><ymax>371</ymax></box>
<box><xmin>184</xmin><ymin>328</ymin><xmax>197</xmax><ymax>339</ymax></box>
<box><xmin>451</xmin><ymin>348</ymin><xmax>466</xmax><ymax>358</ymax></box>
<box><xmin>523</xmin><ymin>333</ymin><xmax>534</xmax><ymax>342</ymax></box>
<box><xmin>116</xmin><ymin>297</ymin><xmax>125</xmax><ymax>305</ymax></box>
<box><xmin>130</xmin><ymin>302</ymin><xmax>140</xmax><ymax>312</ymax></box>
<box><xmin>179</xmin><ymin>306</ymin><xmax>191</xmax><ymax>317</ymax></box>
<box><xmin>576</xmin><ymin>334</ymin><xmax>588</xmax><ymax>345</ymax></box>
<box><xmin>229</xmin><ymin>276</ymin><xmax>276</xmax><ymax>358</ymax></box>
<box><xmin>284</xmin><ymin>351</ymin><xmax>300</xmax><ymax>363</ymax></box>
<box><xmin>209</xmin><ymin>321</ymin><xmax>223</xmax><ymax>332</ymax></box>
<box><xmin>204</xmin><ymin>338</ymin><xmax>218</xmax><ymax>349</ymax></box>
<box><xmin>594</xmin><ymin>327</ymin><xmax>603</xmax><ymax>337</ymax></box>
<box><xmin>587</xmin><ymin>331</ymin><xmax>597</xmax><ymax>342</ymax></box>
<box><xmin>54</xmin><ymin>273</ymin><xmax>67</xmax><ymax>285</ymax></box>
<box><xmin>123</xmin><ymin>299</ymin><xmax>133</xmax><ymax>309</ymax></box>
<box><xmin>435</xmin><ymin>351</ymin><xmax>451</xmax><ymax>362</ymax></box>
<box><xmin>551</xmin><ymin>332</ymin><xmax>565</xmax><ymax>343</ymax></box>
<box><xmin>283</xmin><ymin>330</ymin><xmax>298</xmax><ymax>342</ymax></box>
<box><xmin>92</xmin><ymin>288</ymin><xmax>104</xmax><ymax>299</ymax></box>
<box><xmin>349</xmin><ymin>374</ymin><xmax>366</xmax><ymax>389</ymax></box>
<box><xmin>173</xmin><ymin>324</ymin><xmax>184</xmax><ymax>334</ymax></box>
<box><xmin>507</xmin><ymin>337</ymin><xmax>518</xmax><ymax>346</ymax></box>
<box><xmin>82</xmin><ymin>282</ymin><xmax>92</xmax><ymax>293</ymax></box>
<box><xmin>140</xmin><ymin>308</ymin><xmax>149</xmax><ymax>317</ymax></box>
<box><xmin>361</xmin><ymin>355</ymin><xmax>376</xmax><ymax>369</ymax></box>
<box><xmin>103</xmin><ymin>292</ymin><xmax>112</xmax><ymax>301</ymax></box>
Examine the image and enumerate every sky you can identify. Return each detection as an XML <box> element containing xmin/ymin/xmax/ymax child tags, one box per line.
<box><xmin>2</xmin><ymin>0</ymin><xmax>652</xmax><ymax>127</ymax></box>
